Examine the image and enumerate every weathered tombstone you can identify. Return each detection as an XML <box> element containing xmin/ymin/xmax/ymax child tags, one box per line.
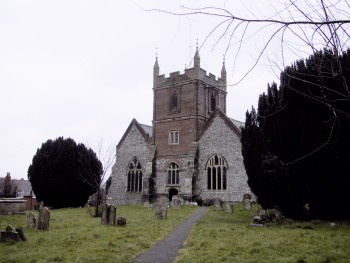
<box><xmin>101</xmin><ymin>204</ymin><xmax>116</xmax><ymax>226</ymax></box>
<box><xmin>38</xmin><ymin>201</ymin><xmax>44</xmax><ymax>211</ymax></box>
<box><xmin>243</xmin><ymin>199</ymin><xmax>252</xmax><ymax>210</ymax></box>
<box><xmin>170</xmin><ymin>195</ymin><xmax>181</xmax><ymax>209</ymax></box>
<box><xmin>155</xmin><ymin>196</ymin><xmax>169</xmax><ymax>219</ymax></box>
<box><xmin>214</xmin><ymin>198</ymin><xmax>222</xmax><ymax>211</ymax></box>
<box><xmin>27</xmin><ymin>212</ymin><xmax>37</xmax><ymax>229</ymax></box>
<box><xmin>117</xmin><ymin>216</ymin><xmax>126</xmax><ymax>226</ymax></box>
<box><xmin>0</xmin><ymin>225</ymin><xmax>26</xmax><ymax>242</ymax></box>
<box><xmin>224</xmin><ymin>202</ymin><xmax>233</xmax><ymax>214</ymax></box>
<box><xmin>37</xmin><ymin>207</ymin><xmax>50</xmax><ymax>231</ymax></box>
<box><xmin>16</xmin><ymin>228</ymin><xmax>26</xmax><ymax>241</ymax></box>
<box><xmin>242</xmin><ymin>193</ymin><xmax>252</xmax><ymax>202</ymax></box>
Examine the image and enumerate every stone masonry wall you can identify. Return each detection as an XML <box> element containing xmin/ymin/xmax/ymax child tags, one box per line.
<box><xmin>197</xmin><ymin>116</ymin><xmax>252</xmax><ymax>202</ymax></box>
<box><xmin>108</xmin><ymin>124</ymin><xmax>155</xmax><ymax>206</ymax></box>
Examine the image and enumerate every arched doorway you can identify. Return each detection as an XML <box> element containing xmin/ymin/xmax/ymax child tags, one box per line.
<box><xmin>168</xmin><ymin>188</ymin><xmax>178</xmax><ymax>201</ymax></box>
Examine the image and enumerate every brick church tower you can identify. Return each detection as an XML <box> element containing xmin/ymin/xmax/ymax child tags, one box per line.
<box><xmin>152</xmin><ymin>47</ymin><xmax>227</xmax><ymax>158</ymax></box>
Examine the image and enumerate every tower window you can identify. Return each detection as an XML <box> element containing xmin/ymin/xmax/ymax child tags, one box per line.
<box><xmin>206</xmin><ymin>155</ymin><xmax>227</xmax><ymax>190</ymax></box>
<box><xmin>169</xmin><ymin>130</ymin><xmax>179</xmax><ymax>145</ymax></box>
<box><xmin>210</xmin><ymin>94</ymin><xmax>216</xmax><ymax>112</ymax></box>
<box><xmin>169</xmin><ymin>93</ymin><xmax>178</xmax><ymax>112</ymax></box>
<box><xmin>167</xmin><ymin>162</ymin><xmax>179</xmax><ymax>185</ymax></box>
<box><xmin>127</xmin><ymin>158</ymin><xmax>142</xmax><ymax>192</ymax></box>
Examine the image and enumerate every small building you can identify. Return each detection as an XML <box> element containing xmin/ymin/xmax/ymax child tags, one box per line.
<box><xmin>107</xmin><ymin>49</ymin><xmax>252</xmax><ymax>205</ymax></box>
<box><xmin>0</xmin><ymin>174</ymin><xmax>37</xmax><ymax>210</ymax></box>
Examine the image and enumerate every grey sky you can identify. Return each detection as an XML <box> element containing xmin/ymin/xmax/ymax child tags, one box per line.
<box><xmin>0</xmin><ymin>1</ymin><xmax>285</xmax><ymax>179</ymax></box>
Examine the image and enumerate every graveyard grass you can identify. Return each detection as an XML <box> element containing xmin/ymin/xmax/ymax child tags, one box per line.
<box><xmin>0</xmin><ymin>205</ymin><xmax>195</xmax><ymax>263</ymax></box>
<box><xmin>176</xmin><ymin>205</ymin><xmax>350</xmax><ymax>263</ymax></box>
<box><xmin>1</xmin><ymin>205</ymin><xmax>350</xmax><ymax>263</ymax></box>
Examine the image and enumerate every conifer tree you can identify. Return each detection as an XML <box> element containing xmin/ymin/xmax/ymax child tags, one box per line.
<box><xmin>242</xmin><ymin>49</ymin><xmax>350</xmax><ymax>219</ymax></box>
<box><xmin>28</xmin><ymin>137</ymin><xmax>103</xmax><ymax>208</ymax></box>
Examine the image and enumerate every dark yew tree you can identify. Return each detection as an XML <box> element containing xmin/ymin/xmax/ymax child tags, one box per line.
<box><xmin>28</xmin><ymin>137</ymin><xmax>103</xmax><ymax>208</ymax></box>
<box><xmin>242</xmin><ymin>49</ymin><xmax>350</xmax><ymax>219</ymax></box>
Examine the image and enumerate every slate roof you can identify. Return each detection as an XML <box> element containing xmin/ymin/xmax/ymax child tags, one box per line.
<box><xmin>139</xmin><ymin>123</ymin><xmax>153</xmax><ymax>137</ymax></box>
<box><xmin>0</xmin><ymin>177</ymin><xmax>34</xmax><ymax>197</ymax></box>
<box><xmin>229</xmin><ymin>118</ymin><xmax>245</xmax><ymax>129</ymax></box>
<box><xmin>13</xmin><ymin>179</ymin><xmax>33</xmax><ymax>196</ymax></box>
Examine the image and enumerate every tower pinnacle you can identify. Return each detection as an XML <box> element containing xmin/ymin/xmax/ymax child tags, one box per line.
<box><xmin>193</xmin><ymin>40</ymin><xmax>200</xmax><ymax>68</ymax></box>
<box><xmin>221</xmin><ymin>57</ymin><xmax>226</xmax><ymax>82</ymax></box>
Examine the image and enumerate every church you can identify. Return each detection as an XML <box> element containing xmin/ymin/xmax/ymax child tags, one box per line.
<box><xmin>107</xmin><ymin>48</ymin><xmax>252</xmax><ymax>205</ymax></box>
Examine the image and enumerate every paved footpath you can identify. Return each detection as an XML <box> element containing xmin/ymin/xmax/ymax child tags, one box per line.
<box><xmin>134</xmin><ymin>206</ymin><xmax>208</xmax><ymax>263</ymax></box>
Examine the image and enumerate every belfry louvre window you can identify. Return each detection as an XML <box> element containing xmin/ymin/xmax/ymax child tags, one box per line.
<box><xmin>127</xmin><ymin>158</ymin><xmax>143</xmax><ymax>192</ymax></box>
<box><xmin>169</xmin><ymin>130</ymin><xmax>179</xmax><ymax>145</ymax></box>
<box><xmin>207</xmin><ymin>155</ymin><xmax>227</xmax><ymax>190</ymax></box>
<box><xmin>167</xmin><ymin>162</ymin><xmax>179</xmax><ymax>185</ymax></box>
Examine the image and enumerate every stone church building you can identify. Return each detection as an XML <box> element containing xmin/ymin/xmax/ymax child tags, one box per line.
<box><xmin>107</xmin><ymin>48</ymin><xmax>252</xmax><ymax>205</ymax></box>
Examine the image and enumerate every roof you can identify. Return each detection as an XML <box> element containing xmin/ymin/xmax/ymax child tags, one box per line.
<box><xmin>229</xmin><ymin>118</ymin><xmax>245</xmax><ymax>129</ymax></box>
<box><xmin>139</xmin><ymin>123</ymin><xmax>153</xmax><ymax>138</ymax></box>
<box><xmin>13</xmin><ymin>179</ymin><xmax>33</xmax><ymax>196</ymax></box>
<box><xmin>0</xmin><ymin>177</ymin><xmax>34</xmax><ymax>197</ymax></box>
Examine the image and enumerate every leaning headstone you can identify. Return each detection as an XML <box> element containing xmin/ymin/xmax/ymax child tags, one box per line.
<box><xmin>117</xmin><ymin>216</ymin><xmax>126</xmax><ymax>226</ymax></box>
<box><xmin>0</xmin><ymin>225</ymin><xmax>26</xmax><ymax>242</ymax></box>
<box><xmin>223</xmin><ymin>202</ymin><xmax>233</xmax><ymax>214</ymax></box>
<box><xmin>170</xmin><ymin>196</ymin><xmax>181</xmax><ymax>209</ymax></box>
<box><xmin>214</xmin><ymin>198</ymin><xmax>222</xmax><ymax>211</ymax></box>
<box><xmin>16</xmin><ymin>228</ymin><xmax>26</xmax><ymax>241</ymax></box>
<box><xmin>37</xmin><ymin>207</ymin><xmax>50</xmax><ymax>231</ymax></box>
<box><xmin>243</xmin><ymin>199</ymin><xmax>252</xmax><ymax>210</ymax></box>
<box><xmin>101</xmin><ymin>204</ymin><xmax>116</xmax><ymax>226</ymax></box>
<box><xmin>155</xmin><ymin>196</ymin><xmax>169</xmax><ymax>219</ymax></box>
<box><xmin>27</xmin><ymin>212</ymin><xmax>37</xmax><ymax>229</ymax></box>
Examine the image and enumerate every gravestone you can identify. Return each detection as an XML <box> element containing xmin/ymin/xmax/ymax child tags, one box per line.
<box><xmin>223</xmin><ymin>202</ymin><xmax>233</xmax><ymax>214</ymax></box>
<box><xmin>243</xmin><ymin>199</ymin><xmax>252</xmax><ymax>210</ymax></box>
<box><xmin>117</xmin><ymin>216</ymin><xmax>126</xmax><ymax>226</ymax></box>
<box><xmin>0</xmin><ymin>225</ymin><xmax>26</xmax><ymax>242</ymax></box>
<box><xmin>242</xmin><ymin>193</ymin><xmax>252</xmax><ymax>210</ymax></box>
<box><xmin>101</xmin><ymin>204</ymin><xmax>116</xmax><ymax>226</ymax></box>
<box><xmin>214</xmin><ymin>198</ymin><xmax>222</xmax><ymax>211</ymax></box>
<box><xmin>37</xmin><ymin>207</ymin><xmax>50</xmax><ymax>231</ymax></box>
<box><xmin>155</xmin><ymin>196</ymin><xmax>168</xmax><ymax>219</ymax></box>
<box><xmin>170</xmin><ymin>195</ymin><xmax>181</xmax><ymax>209</ymax></box>
<box><xmin>242</xmin><ymin>193</ymin><xmax>252</xmax><ymax>202</ymax></box>
<box><xmin>39</xmin><ymin>201</ymin><xmax>44</xmax><ymax>211</ymax></box>
<box><xmin>27</xmin><ymin>212</ymin><xmax>37</xmax><ymax>229</ymax></box>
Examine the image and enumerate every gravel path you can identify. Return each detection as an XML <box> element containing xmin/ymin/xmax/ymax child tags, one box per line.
<box><xmin>133</xmin><ymin>206</ymin><xmax>208</xmax><ymax>263</ymax></box>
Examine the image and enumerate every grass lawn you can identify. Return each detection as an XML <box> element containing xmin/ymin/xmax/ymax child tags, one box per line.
<box><xmin>2</xmin><ymin>205</ymin><xmax>350</xmax><ymax>263</ymax></box>
<box><xmin>176</xmin><ymin>205</ymin><xmax>350</xmax><ymax>263</ymax></box>
<box><xmin>0</xmin><ymin>205</ymin><xmax>196</xmax><ymax>263</ymax></box>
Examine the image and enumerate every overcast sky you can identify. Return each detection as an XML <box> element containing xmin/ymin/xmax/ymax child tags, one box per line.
<box><xmin>0</xmin><ymin>0</ymin><xmax>294</xmax><ymax>179</ymax></box>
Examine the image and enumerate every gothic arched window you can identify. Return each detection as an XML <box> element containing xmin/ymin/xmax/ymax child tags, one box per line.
<box><xmin>167</xmin><ymin>162</ymin><xmax>179</xmax><ymax>185</ymax></box>
<box><xmin>210</xmin><ymin>94</ymin><xmax>216</xmax><ymax>112</ymax></box>
<box><xmin>169</xmin><ymin>93</ymin><xmax>178</xmax><ymax>111</ymax></box>
<box><xmin>207</xmin><ymin>155</ymin><xmax>227</xmax><ymax>190</ymax></box>
<box><xmin>127</xmin><ymin>158</ymin><xmax>142</xmax><ymax>192</ymax></box>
